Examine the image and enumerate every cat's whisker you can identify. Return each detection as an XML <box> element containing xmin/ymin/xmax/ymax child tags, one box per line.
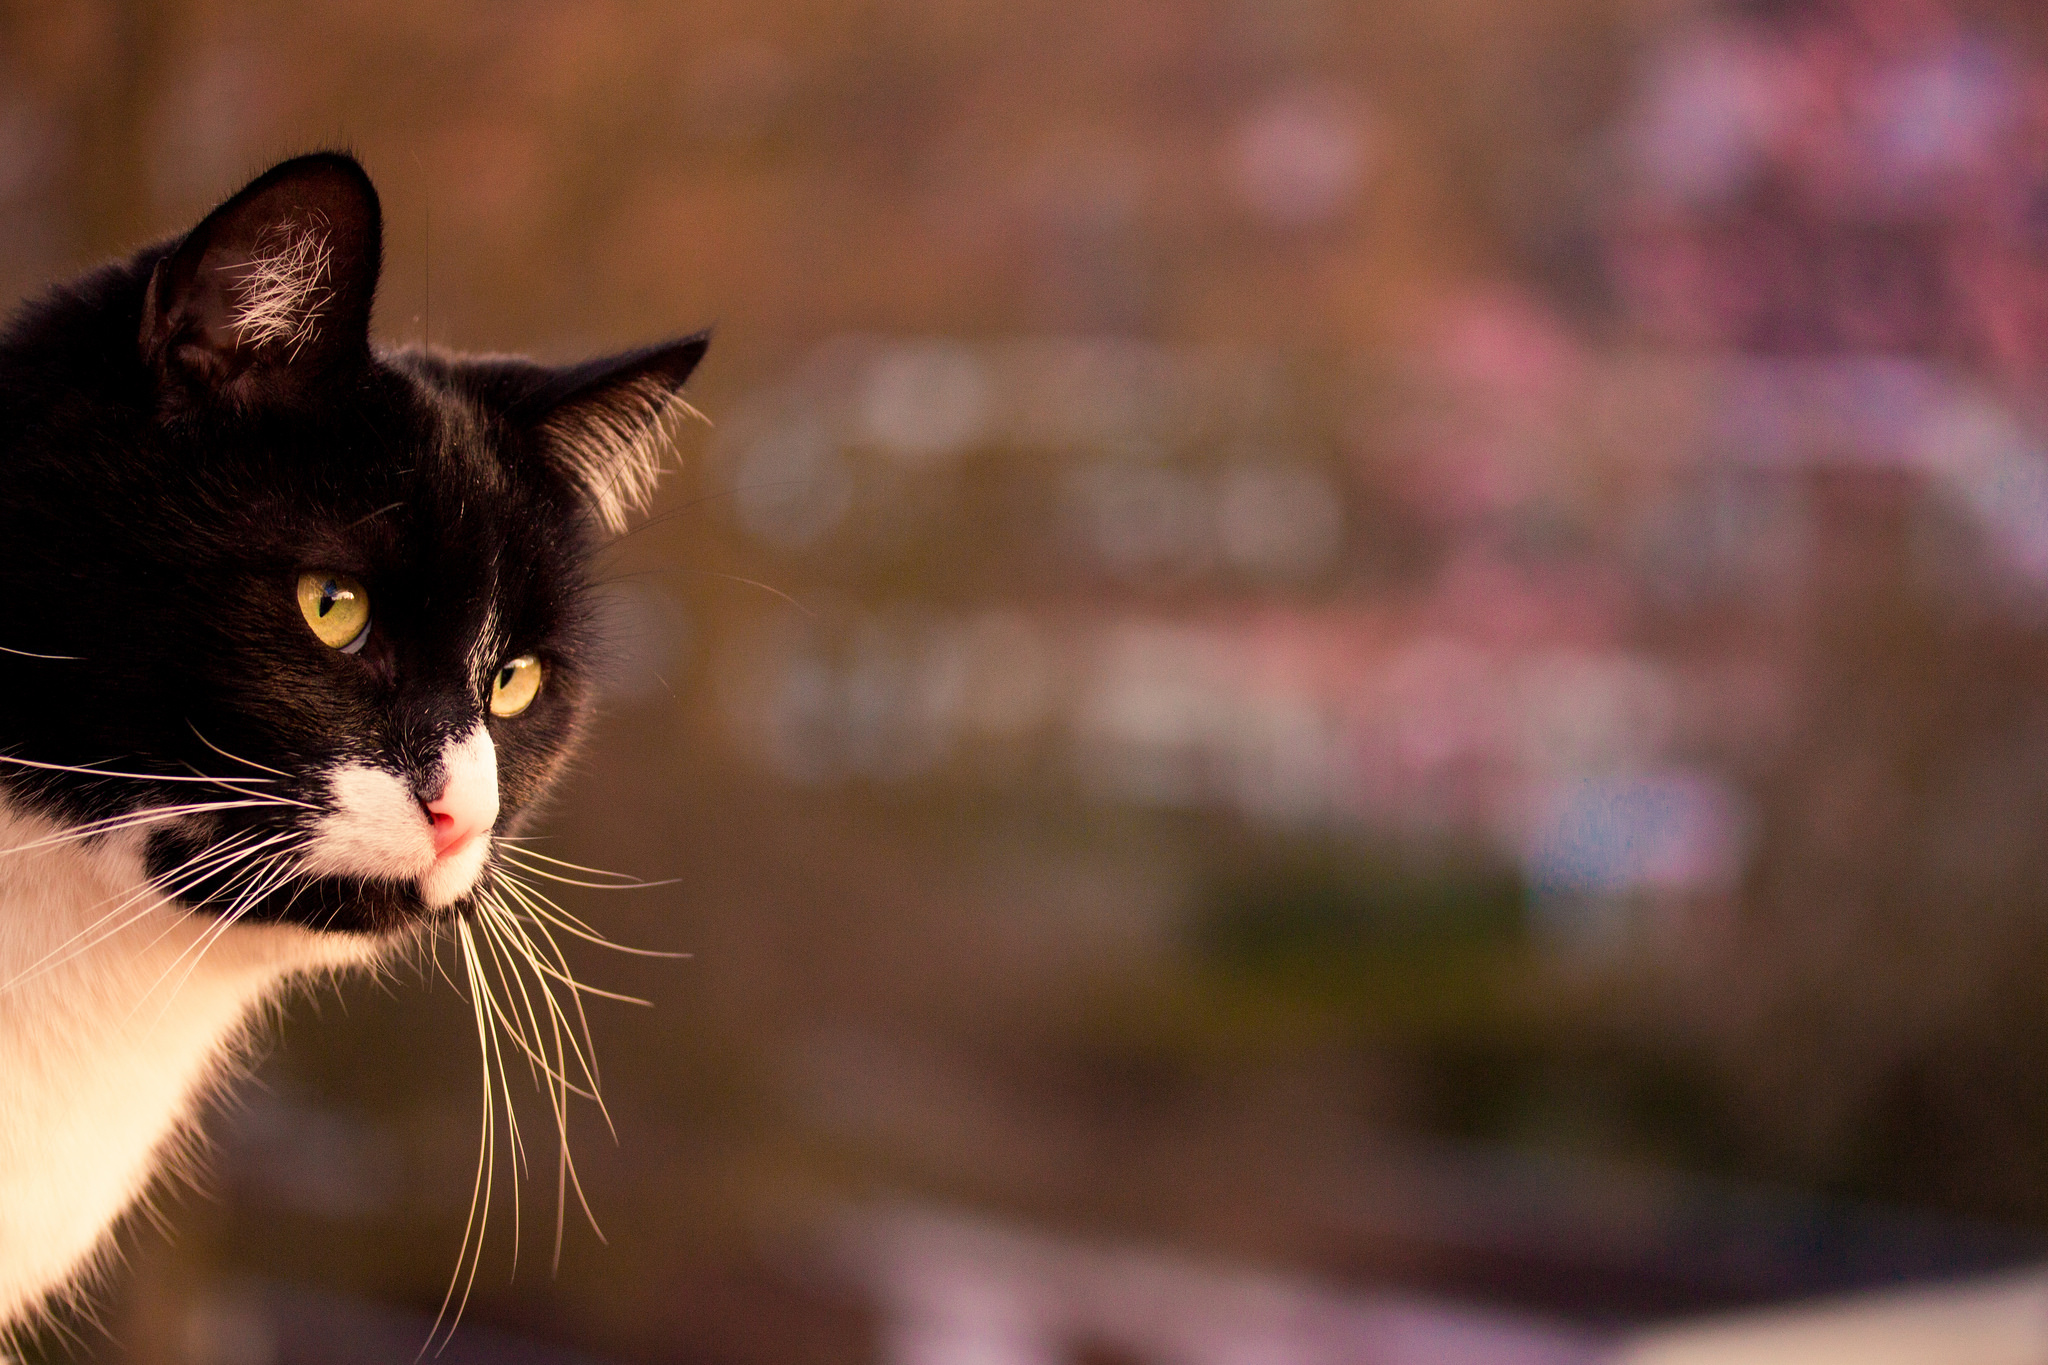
<box><xmin>684</xmin><ymin>567</ymin><xmax>815</xmax><ymax>617</ymax></box>
<box><xmin>430</xmin><ymin>919</ymin><xmax>508</xmax><ymax>1359</ymax></box>
<box><xmin>495</xmin><ymin>847</ymin><xmax>677</xmax><ymax>891</ymax></box>
<box><xmin>467</xmin><ymin>927</ymin><xmax>531</xmax><ymax>1279</ymax></box>
<box><xmin>0</xmin><ymin>798</ymin><xmax>286</xmax><ymax>861</ymax></box>
<box><xmin>445</xmin><ymin>911</ymin><xmax>542</xmax><ymax>1297</ymax></box>
<box><xmin>123</xmin><ymin>837</ymin><xmax>308</xmax><ymax>1018</ymax></box>
<box><xmin>343</xmin><ymin>500</ymin><xmax>407</xmax><ymax>532</ymax></box>
<box><xmin>268</xmin><ymin>862</ymin><xmax>319</xmax><ymax>922</ymax></box>
<box><xmin>476</xmin><ymin>904</ymin><xmax>585</xmax><ymax>1270</ymax></box>
<box><xmin>484</xmin><ymin>879</ymin><xmax>664</xmax><ymax>1267</ymax></box>
<box><xmin>475</xmin><ymin>889</ymin><xmax>609</xmax><ymax>1262</ymax></box>
<box><xmin>497</xmin><ymin>867</ymin><xmax>679</xmax><ymax>892</ymax></box>
<box><xmin>492</xmin><ymin>867</ymin><xmax>605</xmax><ymax>935</ymax></box>
<box><xmin>424</xmin><ymin>923</ymin><xmax>465</xmax><ymax>1000</ymax></box>
<box><xmin>472</xmin><ymin>902</ymin><xmax>598</xmax><ymax>1103</ymax></box>
<box><xmin>492</xmin><ymin>879</ymin><xmax>657</xmax><ymax>1009</ymax></box>
<box><xmin>135</xmin><ymin>846</ymin><xmax>307</xmax><ymax>1024</ymax></box>
<box><xmin>472</xmin><ymin>906</ymin><xmax>568</xmax><ymax>1097</ymax></box>
<box><xmin>429</xmin><ymin>921</ymin><xmax>492</xmax><ymax>1355</ymax></box>
<box><xmin>170</xmin><ymin>765</ymin><xmax>311</xmax><ymax>806</ymax></box>
<box><xmin>0</xmin><ymin>750</ymin><xmax>312</xmax><ymax>823</ymax></box>
<box><xmin>0</xmin><ymin>753</ymin><xmax>278</xmax><ymax>785</ymax></box>
<box><xmin>0</xmin><ymin>829</ymin><xmax>278</xmax><ymax>991</ymax></box>
<box><xmin>493</xmin><ymin>869</ymin><xmax>687</xmax><ymax>961</ymax></box>
<box><xmin>185</xmin><ymin>723</ymin><xmax>299</xmax><ymax>781</ymax></box>
<box><xmin>494</xmin><ymin>845</ymin><xmax>643</xmax><ymax>879</ymax></box>
<box><xmin>21</xmin><ymin>845</ymin><xmax>262</xmax><ymax>1000</ymax></box>
<box><xmin>477</xmin><ymin>897</ymin><xmax>609</xmax><ymax>1157</ymax></box>
<box><xmin>177</xmin><ymin>769</ymin><xmax>317</xmax><ymax>808</ymax></box>
<box><xmin>129</xmin><ymin>833</ymin><xmax>301</xmax><ymax>949</ymax></box>
<box><xmin>486</xmin><ymin>881</ymin><xmax>620</xmax><ymax>1128</ymax></box>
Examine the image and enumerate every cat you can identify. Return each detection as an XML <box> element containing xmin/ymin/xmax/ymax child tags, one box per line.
<box><xmin>0</xmin><ymin>152</ymin><xmax>705</xmax><ymax>1335</ymax></box>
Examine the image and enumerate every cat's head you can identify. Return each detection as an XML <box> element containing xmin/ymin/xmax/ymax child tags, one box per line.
<box><xmin>0</xmin><ymin>153</ymin><xmax>705</xmax><ymax>935</ymax></box>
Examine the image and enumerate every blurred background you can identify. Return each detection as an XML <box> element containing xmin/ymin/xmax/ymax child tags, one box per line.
<box><xmin>19</xmin><ymin>0</ymin><xmax>2048</xmax><ymax>1360</ymax></box>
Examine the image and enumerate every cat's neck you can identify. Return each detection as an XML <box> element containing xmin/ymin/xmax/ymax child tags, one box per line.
<box><xmin>0</xmin><ymin>798</ymin><xmax>371</xmax><ymax>1327</ymax></box>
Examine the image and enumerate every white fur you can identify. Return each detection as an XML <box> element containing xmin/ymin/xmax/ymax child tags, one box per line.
<box><xmin>0</xmin><ymin>800</ymin><xmax>375</xmax><ymax>1330</ymax></box>
<box><xmin>0</xmin><ymin>727</ymin><xmax>498</xmax><ymax>1329</ymax></box>
<box><xmin>297</xmin><ymin>764</ymin><xmax>436</xmax><ymax>883</ymax></box>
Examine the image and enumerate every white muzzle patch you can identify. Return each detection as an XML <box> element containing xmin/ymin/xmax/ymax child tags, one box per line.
<box><xmin>298</xmin><ymin>724</ymin><xmax>499</xmax><ymax>910</ymax></box>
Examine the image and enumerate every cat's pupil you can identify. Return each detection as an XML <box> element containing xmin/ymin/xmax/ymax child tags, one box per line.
<box><xmin>318</xmin><ymin>582</ymin><xmax>343</xmax><ymax>616</ymax></box>
<box><xmin>497</xmin><ymin>666</ymin><xmax>514</xmax><ymax>689</ymax></box>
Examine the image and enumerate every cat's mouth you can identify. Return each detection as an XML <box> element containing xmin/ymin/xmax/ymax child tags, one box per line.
<box><xmin>140</xmin><ymin>827</ymin><xmax>479</xmax><ymax>937</ymax></box>
<box><xmin>141</xmin><ymin>724</ymin><xmax>506</xmax><ymax>935</ymax></box>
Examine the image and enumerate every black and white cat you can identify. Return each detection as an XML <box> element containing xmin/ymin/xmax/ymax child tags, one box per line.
<box><xmin>0</xmin><ymin>153</ymin><xmax>705</xmax><ymax>1330</ymax></box>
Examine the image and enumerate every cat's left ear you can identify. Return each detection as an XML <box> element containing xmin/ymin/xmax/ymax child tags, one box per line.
<box><xmin>140</xmin><ymin>152</ymin><xmax>381</xmax><ymax>409</ymax></box>
<box><xmin>528</xmin><ymin>334</ymin><xmax>710</xmax><ymax>534</ymax></box>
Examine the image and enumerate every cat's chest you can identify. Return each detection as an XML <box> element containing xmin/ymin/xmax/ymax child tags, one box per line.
<box><xmin>0</xmin><ymin>800</ymin><xmax>370</xmax><ymax>1322</ymax></box>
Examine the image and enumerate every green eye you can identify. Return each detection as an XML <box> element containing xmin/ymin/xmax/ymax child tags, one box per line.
<box><xmin>490</xmin><ymin>654</ymin><xmax>543</xmax><ymax>717</ymax></box>
<box><xmin>296</xmin><ymin>572</ymin><xmax>370</xmax><ymax>652</ymax></box>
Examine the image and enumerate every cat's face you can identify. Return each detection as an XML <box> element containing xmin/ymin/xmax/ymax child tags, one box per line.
<box><xmin>0</xmin><ymin>154</ymin><xmax>704</xmax><ymax>935</ymax></box>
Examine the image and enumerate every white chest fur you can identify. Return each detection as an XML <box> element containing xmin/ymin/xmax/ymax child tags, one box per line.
<box><xmin>0</xmin><ymin>800</ymin><xmax>373</xmax><ymax>1327</ymax></box>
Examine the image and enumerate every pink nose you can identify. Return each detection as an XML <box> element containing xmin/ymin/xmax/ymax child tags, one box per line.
<box><xmin>424</xmin><ymin>768</ymin><xmax>495</xmax><ymax>858</ymax></box>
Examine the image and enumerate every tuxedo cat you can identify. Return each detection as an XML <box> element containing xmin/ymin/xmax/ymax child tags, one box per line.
<box><xmin>0</xmin><ymin>153</ymin><xmax>705</xmax><ymax>1333</ymax></box>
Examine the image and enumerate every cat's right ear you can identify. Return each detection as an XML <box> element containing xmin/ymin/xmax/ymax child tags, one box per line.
<box><xmin>140</xmin><ymin>152</ymin><xmax>382</xmax><ymax>410</ymax></box>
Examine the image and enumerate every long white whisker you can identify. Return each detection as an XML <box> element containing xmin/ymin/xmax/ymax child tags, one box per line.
<box><xmin>477</xmin><ymin>897</ymin><xmax>591</xmax><ymax>1268</ymax></box>
<box><xmin>114</xmin><ymin>834</ymin><xmax>305</xmax><ymax>1008</ymax></box>
<box><xmin>472</xmin><ymin>906</ymin><xmax>563</xmax><ymax>1097</ymax></box>
<box><xmin>428</xmin><ymin>921</ymin><xmax>501</xmax><ymax>1358</ymax></box>
<box><xmin>490</xmin><ymin>845</ymin><xmax>640</xmax><ymax>877</ymax></box>
<box><xmin>489</xmin><ymin>881</ymin><xmax>619</xmax><ymax>1128</ymax></box>
<box><xmin>0</xmin><ymin>829</ymin><xmax>281</xmax><ymax>991</ymax></box>
<box><xmin>137</xmin><ymin>845</ymin><xmax>306</xmax><ymax>1024</ymax></box>
<box><xmin>476</xmin><ymin>898</ymin><xmax>578</xmax><ymax>1254</ymax></box>
<box><xmin>0</xmin><ymin>753</ymin><xmax>276</xmax><ymax>784</ymax></box>
<box><xmin>185</xmin><ymin>723</ymin><xmax>297</xmax><ymax>780</ymax></box>
<box><xmin>175</xmin><ymin>770</ymin><xmax>317</xmax><ymax>809</ymax></box>
<box><xmin>468</xmin><ymin>925</ymin><xmax>529</xmax><ymax>1278</ymax></box>
<box><xmin>0</xmin><ymin>800</ymin><xmax>290</xmax><ymax>861</ymax></box>
<box><xmin>479</xmin><ymin>892</ymin><xmax>610</xmax><ymax>1108</ymax></box>
<box><xmin>473</xmin><ymin>901</ymin><xmax>597</xmax><ymax>1101</ymax></box>
<box><xmin>493</xmin><ymin>870</ymin><xmax>686</xmax><ymax>961</ymax></box>
<box><xmin>488</xmin><ymin>868</ymin><xmax>605</xmax><ymax>935</ymax></box>
<box><xmin>492</xmin><ymin>880</ymin><xmax>655</xmax><ymax>1007</ymax></box>
<box><xmin>495</xmin><ymin>862</ymin><xmax>680</xmax><ymax>892</ymax></box>
<box><xmin>478</xmin><ymin>889</ymin><xmax>607</xmax><ymax>1255</ymax></box>
<box><xmin>495</xmin><ymin>847</ymin><xmax>676</xmax><ymax>890</ymax></box>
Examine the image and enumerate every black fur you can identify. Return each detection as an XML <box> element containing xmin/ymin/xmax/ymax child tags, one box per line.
<box><xmin>0</xmin><ymin>153</ymin><xmax>705</xmax><ymax>934</ymax></box>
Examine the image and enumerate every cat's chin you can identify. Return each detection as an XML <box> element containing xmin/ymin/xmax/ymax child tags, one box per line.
<box><xmin>195</xmin><ymin>872</ymin><xmax>464</xmax><ymax>938</ymax></box>
<box><xmin>419</xmin><ymin>831</ymin><xmax>493</xmax><ymax>911</ymax></box>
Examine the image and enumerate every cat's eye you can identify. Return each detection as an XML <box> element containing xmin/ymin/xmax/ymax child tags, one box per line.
<box><xmin>490</xmin><ymin>654</ymin><xmax>543</xmax><ymax>717</ymax></box>
<box><xmin>296</xmin><ymin>572</ymin><xmax>370</xmax><ymax>653</ymax></box>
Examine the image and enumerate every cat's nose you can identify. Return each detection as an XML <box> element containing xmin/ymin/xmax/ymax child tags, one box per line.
<box><xmin>420</xmin><ymin>733</ymin><xmax>499</xmax><ymax>859</ymax></box>
<box><xmin>423</xmin><ymin>799</ymin><xmax>476</xmax><ymax>857</ymax></box>
<box><xmin>423</xmin><ymin>779</ymin><xmax>491</xmax><ymax>857</ymax></box>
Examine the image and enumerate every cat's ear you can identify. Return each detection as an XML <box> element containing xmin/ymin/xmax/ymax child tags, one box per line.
<box><xmin>527</xmin><ymin>335</ymin><xmax>710</xmax><ymax>534</ymax></box>
<box><xmin>140</xmin><ymin>152</ymin><xmax>381</xmax><ymax>407</ymax></box>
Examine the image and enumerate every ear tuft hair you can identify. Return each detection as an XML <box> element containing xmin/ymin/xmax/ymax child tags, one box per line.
<box><xmin>531</xmin><ymin>335</ymin><xmax>709</xmax><ymax>534</ymax></box>
<box><xmin>231</xmin><ymin>214</ymin><xmax>336</xmax><ymax>357</ymax></box>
